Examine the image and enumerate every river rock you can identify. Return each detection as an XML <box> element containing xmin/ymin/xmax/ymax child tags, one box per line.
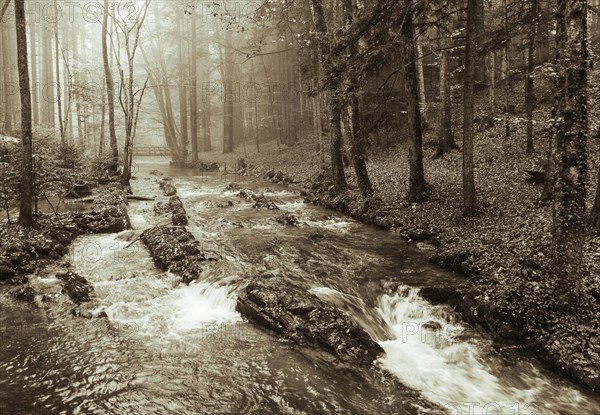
<box><xmin>236</xmin><ymin>277</ymin><xmax>384</xmax><ymax>366</ymax></box>
<box><xmin>275</xmin><ymin>212</ymin><xmax>299</xmax><ymax>226</ymax></box>
<box><xmin>11</xmin><ymin>286</ymin><xmax>36</xmax><ymax>302</ymax></box>
<box><xmin>169</xmin><ymin>196</ymin><xmax>188</xmax><ymax>226</ymax></box>
<box><xmin>141</xmin><ymin>225</ymin><xmax>206</xmax><ymax>284</ymax></box>
<box><xmin>159</xmin><ymin>178</ymin><xmax>177</xmax><ymax>196</ymax></box>
<box><xmin>56</xmin><ymin>271</ymin><xmax>94</xmax><ymax>304</ymax></box>
<box><xmin>70</xmin><ymin>187</ymin><xmax>131</xmax><ymax>233</ymax></box>
<box><xmin>0</xmin><ymin>264</ymin><xmax>16</xmax><ymax>280</ymax></box>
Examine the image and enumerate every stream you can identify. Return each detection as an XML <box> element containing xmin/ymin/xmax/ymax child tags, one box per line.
<box><xmin>1</xmin><ymin>158</ymin><xmax>599</xmax><ymax>414</ymax></box>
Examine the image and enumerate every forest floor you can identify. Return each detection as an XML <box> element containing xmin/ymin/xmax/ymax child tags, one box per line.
<box><xmin>201</xmin><ymin>67</ymin><xmax>600</xmax><ymax>390</ymax></box>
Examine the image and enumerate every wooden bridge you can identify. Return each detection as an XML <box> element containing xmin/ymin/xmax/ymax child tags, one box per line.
<box><xmin>132</xmin><ymin>145</ymin><xmax>170</xmax><ymax>157</ymax></box>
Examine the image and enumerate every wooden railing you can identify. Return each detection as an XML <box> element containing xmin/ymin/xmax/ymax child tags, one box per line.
<box><xmin>132</xmin><ymin>146</ymin><xmax>170</xmax><ymax>157</ymax></box>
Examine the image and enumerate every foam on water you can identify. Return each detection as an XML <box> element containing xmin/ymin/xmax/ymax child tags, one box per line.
<box><xmin>376</xmin><ymin>286</ymin><xmax>597</xmax><ymax>415</ymax></box>
<box><xmin>102</xmin><ymin>280</ymin><xmax>241</xmax><ymax>338</ymax></box>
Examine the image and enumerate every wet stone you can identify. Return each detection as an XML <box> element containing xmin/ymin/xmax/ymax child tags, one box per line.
<box><xmin>11</xmin><ymin>286</ymin><xmax>36</xmax><ymax>302</ymax></box>
<box><xmin>169</xmin><ymin>195</ymin><xmax>188</xmax><ymax>226</ymax></box>
<box><xmin>56</xmin><ymin>271</ymin><xmax>94</xmax><ymax>304</ymax></box>
<box><xmin>236</xmin><ymin>277</ymin><xmax>384</xmax><ymax>366</ymax></box>
<box><xmin>159</xmin><ymin>178</ymin><xmax>177</xmax><ymax>196</ymax></box>
<box><xmin>141</xmin><ymin>225</ymin><xmax>207</xmax><ymax>284</ymax></box>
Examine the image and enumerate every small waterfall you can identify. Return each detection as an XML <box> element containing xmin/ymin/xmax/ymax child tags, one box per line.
<box><xmin>70</xmin><ymin>233</ymin><xmax>241</xmax><ymax>340</ymax></box>
<box><xmin>376</xmin><ymin>286</ymin><xmax>598</xmax><ymax>415</ymax></box>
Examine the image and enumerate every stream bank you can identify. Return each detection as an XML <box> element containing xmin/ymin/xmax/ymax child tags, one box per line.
<box><xmin>188</xmin><ymin>155</ymin><xmax>600</xmax><ymax>393</ymax></box>
<box><xmin>0</xmin><ymin>184</ymin><xmax>131</xmax><ymax>302</ymax></box>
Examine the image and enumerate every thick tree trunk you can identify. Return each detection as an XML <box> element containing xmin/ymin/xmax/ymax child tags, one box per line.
<box><xmin>329</xmin><ymin>97</ymin><xmax>347</xmax><ymax>192</ymax></box>
<box><xmin>551</xmin><ymin>0</ymin><xmax>588</xmax><ymax>308</ymax></box>
<box><xmin>343</xmin><ymin>0</ymin><xmax>371</xmax><ymax>197</ymax></box>
<box><xmin>310</xmin><ymin>0</ymin><xmax>346</xmax><ymax>191</ymax></box>
<box><xmin>102</xmin><ymin>0</ymin><xmax>118</xmax><ymax>171</ymax></box>
<box><xmin>525</xmin><ymin>0</ymin><xmax>539</xmax><ymax>155</ymax></box>
<box><xmin>462</xmin><ymin>0</ymin><xmax>478</xmax><ymax>215</ymax></box>
<box><xmin>348</xmin><ymin>97</ymin><xmax>371</xmax><ymax>196</ymax></box>
<box><xmin>434</xmin><ymin>49</ymin><xmax>457</xmax><ymax>159</ymax></box>
<box><xmin>402</xmin><ymin>4</ymin><xmax>426</xmax><ymax>203</ymax></box>
<box><xmin>15</xmin><ymin>0</ymin><xmax>33</xmax><ymax>227</ymax></box>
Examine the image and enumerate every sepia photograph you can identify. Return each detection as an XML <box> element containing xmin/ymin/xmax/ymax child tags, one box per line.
<box><xmin>0</xmin><ymin>0</ymin><xmax>599</xmax><ymax>413</ymax></box>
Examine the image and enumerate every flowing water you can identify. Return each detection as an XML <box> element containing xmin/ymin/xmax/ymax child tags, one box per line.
<box><xmin>1</xmin><ymin>158</ymin><xmax>599</xmax><ymax>415</ymax></box>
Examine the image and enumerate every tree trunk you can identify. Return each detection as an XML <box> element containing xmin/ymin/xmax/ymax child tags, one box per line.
<box><xmin>329</xmin><ymin>97</ymin><xmax>347</xmax><ymax>192</ymax></box>
<box><xmin>178</xmin><ymin>11</ymin><xmax>188</xmax><ymax>161</ymax></box>
<box><xmin>222</xmin><ymin>30</ymin><xmax>234</xmax><ymax>154</ymax></box>
<box><xmin>2</xmin><ymin>20</ymin><xmax>13</xmax><ymax>132</ymax></box>
<box><xmin>342</xmin><ymin>0</ymin><xmax>371</xmax><ymax>197</ymax></box>
<box><xmin>525</xmin><ymin>0</ymin><xmax>539</xmax><ymax>155</ymax></box>
<box><xmin>402</xmin><ymin>3</ymin><xmax>426</xmax><ymax>203</ymax></box>
<box><xmin>42</xmin><ymin>19</ymin><xmax>54</xmax><ymax>128</ymax></box>
<box><xmin>416</xmin><ymin>43</ymin><xmax>426</xmax><ymax>106</ymax></box>
<box><xmin>99</xmin><ymin>84</ymin><xmax>106</xmax><ymax>156</ymax></box>
<box><xmin>54</xmin><ymin>2</ymin><xmax>64</xmax><ymax>144</ymax></box>
<box><xmin>462</xmin><ymin>0</ymin><xmax>478</xmax><ymax>215</ymax></box>
<box><xmin>102</xmin><ymin>0</ymin><xmax>118</xmax><ymax>171</ymax></box>
<box><xmin>551</xmin><ymin>0</ymin><xmax>588</xmax><ymax>308</ymax></box>
<box><xmin>590</xmin><ymin>170</ymin><xmax>600</xmax><ymax>232</ymax></box>
<box><xmin>15</xmin><ymin>0</ymin><xmax>33</xmax><ymax>227</ymax></box>
<box><xmin>189</xmin><ymin>9</ymin><xmax>198</xmax><ymax>161</ymax></box>
<box><xmin>434</xmin><ymin>49</ymin><xmax>457</xmax><ymax>159</ymax></box>
<box><xmin>488</xmin><ymin>52</ymin><xmax>495</xmax><ymax>115</ymax></box>
<box><xmin>30</xmin><ymin>20</ymin><xmax>39</xmax><ymax>127</ymax></box>
<box><xmin>310</xmin><ymin>0</ymin><xmax>346</xmax><ymax>191</ymax></box>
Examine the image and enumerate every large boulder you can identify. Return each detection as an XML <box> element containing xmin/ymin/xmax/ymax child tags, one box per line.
<box><xmin>141</xmin><ymin>225</ymin><xmax>206</xmax><ymax>284</ymax></box>
<box><xmin>236</xmin><ymin>277</ymin><xmax>383</xmax><ymax>366</ymax></box>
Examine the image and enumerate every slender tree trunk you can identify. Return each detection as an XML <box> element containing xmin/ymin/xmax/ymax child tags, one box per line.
<box><xmin>551</xmin><ymin>0</ymin><xmax>588</xmax><ymax>308</ymax></box>
<box><xmin>488</xmin><ymin>52</ymin><xmax>495</xmax><ymax>115</ymax></box>
<box><xmin>99</xmin><ymin>83</ymin><xmax>106</xmax><ymax>156</ymax></box>
<box><xmin>30</xmin><ymin>20</ymin><xmax>39</xmax><ymax>127</ymax></box>
<box><xmin>591</xmin><ymin>170</ymin><xmax>600</xmax><ymax>232</ymax></box>
<box><xmin>15</xmin><ymin>0</ymin><xmax>33</xmax><ymax>227</ymax></box>
<box><xmin>222</xmin><ymin>30</ymin><xmax>234</xmax><ymax>154</ymax></box>
<box><xmin>43</xmin><ymin>20</ymin><xmax>54</xmax><ymax>128</ymax></box>
<box><xmin>502</xmin><ymin>0</ymin><xmax>510</xmax><ymax>139</ymax></box>
<box><xmin>525</xmin><ymin>0</ymin><xmax>539</xmax><ymax>155</ymax></box>
<box><xmin>463</xmin><ymin>0</ymin><xmax>478</xmax><ymax>215</ymax></box>
<box><xmin>2</xmin><ymin>20</ymin><xmax>13</xmax><ymax>132</ymax></box>
<box><xmin>402</xmin><ymin>3</ymin><xmax>426</xmax><ymax>203</ymax></box>
<box><xmin>54</xmin><ymin>3</ymin><xmax>64</xmax><ymax>144</ymax></box>
<box><xmin>178</xmin><ymin>11</ymin><xmax>188</xmax><ymax>161</ymax></box>
<box><xmin>102</xmin><ymin>0</ymin><xmax>118</xmax><ymax>171</ymax></box>
<box><xmin>189</xmin><ymin>10</ymin><xmax>198</xmax><ymax>161</ymax></box>
<box><xmin>416</xmin><ymin>43</ymin><xmax>426</xmax><ymax>106</ymax></box>
<box><xmin>434</xmin><ymin>49</ymin><xmax>457</xmax><ymax>159</ymax></box>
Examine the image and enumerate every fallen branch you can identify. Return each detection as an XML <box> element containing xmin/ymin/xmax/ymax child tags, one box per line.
<box><xmin>127</xmin><ymin>195</ymin><xmax>155</xmax><ymax>201</ymax></box>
